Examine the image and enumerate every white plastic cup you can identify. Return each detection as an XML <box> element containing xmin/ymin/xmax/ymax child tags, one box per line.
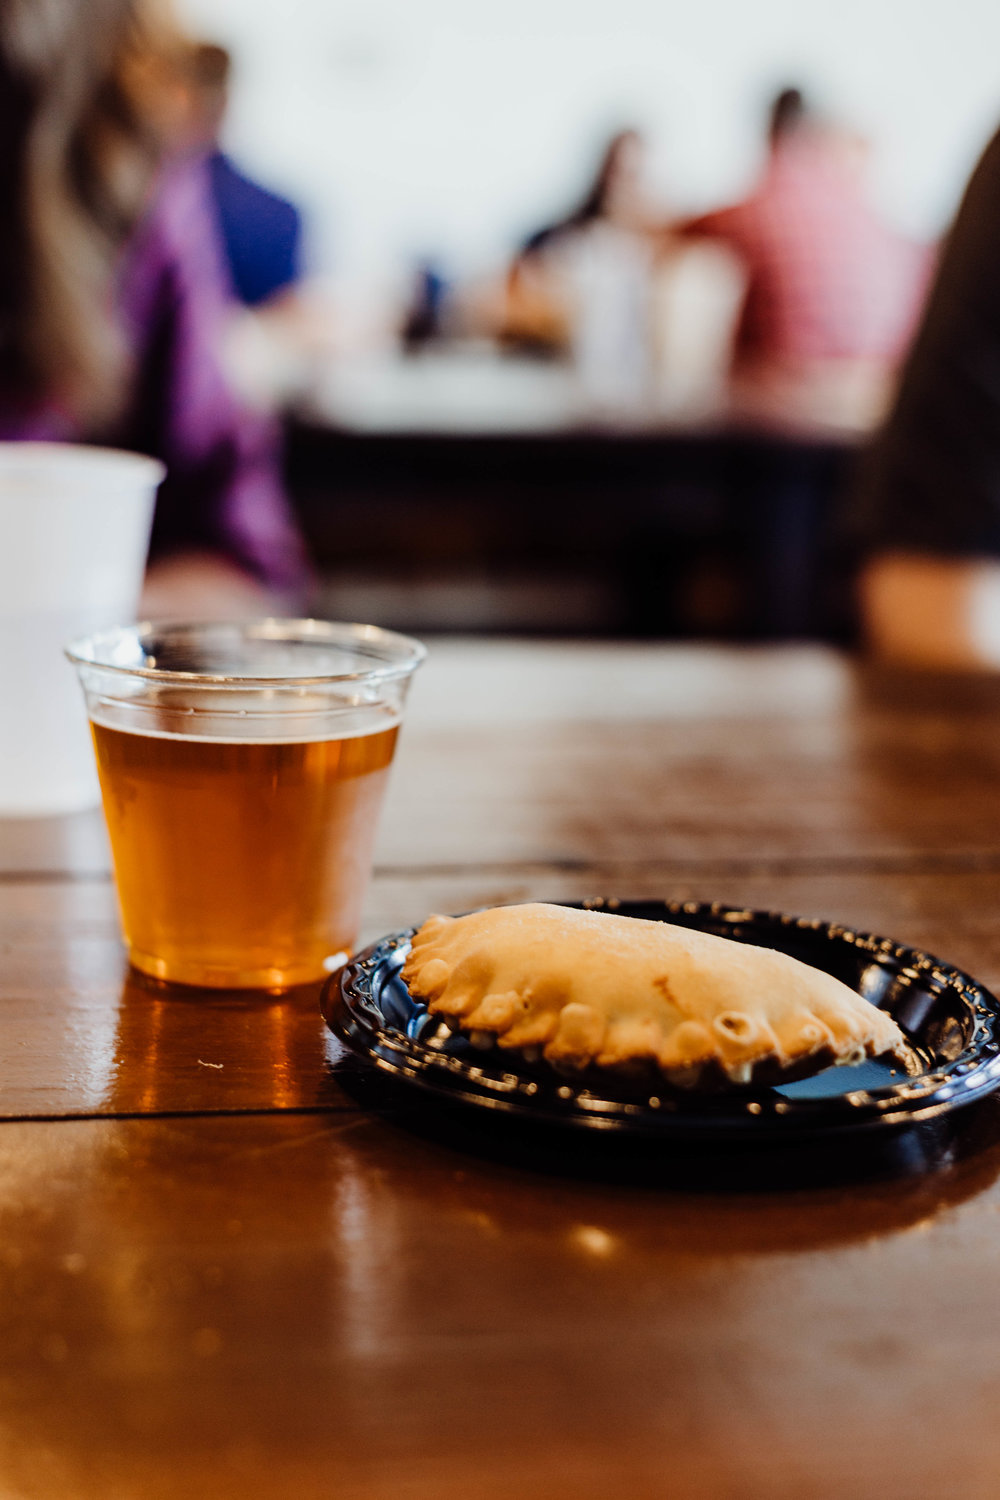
<box><xmin>0</xmin><ymin>443</ymin><xmax>164</xmax><ymax>815</ymax></box>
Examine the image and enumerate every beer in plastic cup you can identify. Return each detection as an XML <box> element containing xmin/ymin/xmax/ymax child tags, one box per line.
<box><xmin>67</xmin><ymin>619</ymin><xmax>425</xmax><ymax>989</ymax></box>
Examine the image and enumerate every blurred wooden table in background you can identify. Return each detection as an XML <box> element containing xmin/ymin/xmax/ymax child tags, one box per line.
<box><xmin>3</xmin><ymin>641</ymin><xmax>1000</xmax><ymax>1499</ymax></box>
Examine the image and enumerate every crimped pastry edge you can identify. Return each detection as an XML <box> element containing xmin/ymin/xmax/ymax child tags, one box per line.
<box><xmin>435</xmin><ymin>1012</ymin><xmax>910</xmax><ymax>1093</ymax></box>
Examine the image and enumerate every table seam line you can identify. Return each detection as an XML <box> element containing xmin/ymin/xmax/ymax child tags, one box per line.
<box><xmin>0</xmin><ymin>1103</ymin><xmax>371</xmax><ymax>1125</ymax></box>
<box><xmin>10</xmin><ymin>852</ymin><xmax>1000</xmax><ymax>884</ymax></box>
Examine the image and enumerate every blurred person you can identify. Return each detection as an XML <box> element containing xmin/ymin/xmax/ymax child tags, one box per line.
<box><xmin>179</xmin><ymin>42</ymin><xmax>304</xmax><ymax>311</ymax></box>
<box><xmin>400</xmin><ymin>258</ymin><xmax>452</xmax><ymax>351</ymax></box>
<box><xmin>0</xmin><ymin>0</ymin><xmax>309</xmax><ymax>618</ymax></box>
<box><xmin>177</xmin><ymin>39</ymin><xmax>340</xmax><ymax>414</ymax></box>
<box><xmin>501</xmin><ymin>129</ymin><xmax>659</xmax><ymax>410</ymax></box>
<box><xmin>663</xmin><ymin>88</ymin><xmax>934</xmax><ymax>640</ymax></box>
<box><xmin>855</xmin><ymin>125</ymin><xmax>1000</xmax><ymax>667</ymax></box>
<box><xmin>677</xmin><ymin>87</ymin><xmax>932</xmax><ymax>432</ymax></box>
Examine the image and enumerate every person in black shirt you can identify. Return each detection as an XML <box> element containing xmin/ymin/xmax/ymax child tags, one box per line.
<box><xmin>854</xmin><ymin>126</ymin><xmax>1000</xmax><ymax>665</ymax></box>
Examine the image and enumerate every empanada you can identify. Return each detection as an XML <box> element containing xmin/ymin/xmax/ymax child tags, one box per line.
<box><xmin>401</xmin><ymin>903</ymin><xmax>906</xmax><ymax>1087</ymax></box>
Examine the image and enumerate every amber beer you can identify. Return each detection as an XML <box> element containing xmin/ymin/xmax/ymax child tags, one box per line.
<box><xmin>91</xmin><ymin>706</ymin><xmax>399</xmax><ymax>989</ymax></box>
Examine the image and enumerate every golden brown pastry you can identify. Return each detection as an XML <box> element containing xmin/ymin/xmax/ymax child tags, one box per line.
<box><xmin>401</xmin><ymin>903</ymin><xmax>906</xmax><ymax>1088</ymax></box>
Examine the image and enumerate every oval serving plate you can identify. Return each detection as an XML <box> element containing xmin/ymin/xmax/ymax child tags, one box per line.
<box><xmin>321</xmin><ymin>900</ymin><xmax>1000</xmax><ymax>1139</ymax></box>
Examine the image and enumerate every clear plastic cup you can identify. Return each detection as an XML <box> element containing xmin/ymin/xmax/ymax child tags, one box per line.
<box><xmin>66</xmin><ymin>619</ymin><xmax>425</xmax><ymax>990</ymax></box>
<box><xmin>0</xmin><ymin>443</ymin><xmax>164</xmax><ymax>815</ymax></box>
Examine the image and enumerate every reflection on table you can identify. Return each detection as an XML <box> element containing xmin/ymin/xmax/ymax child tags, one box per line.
<box><xmin>4</xmin><ymin>641</ymin><xmax>1000</xmax><ymax>1497</ymax></box>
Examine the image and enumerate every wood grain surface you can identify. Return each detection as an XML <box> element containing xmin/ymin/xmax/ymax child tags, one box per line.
<box><xmin>3</xmin><ymin>641</ymin><xmax>1000</xmax><ymax>1499</ymax></box>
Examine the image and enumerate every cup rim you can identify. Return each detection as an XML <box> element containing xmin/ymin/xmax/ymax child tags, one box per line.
<box><xmin>0</xmin><ymin>441</ymin><xmax>166</xmax><ymax>489</ymax></box>
<box><xmin>65</xmin><ymin>618</ymin><xmax>427</xmax><ymax>687</ymax></box>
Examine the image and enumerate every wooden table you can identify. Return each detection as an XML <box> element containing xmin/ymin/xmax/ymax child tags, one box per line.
<box><xmin>4</xmin><ymin>640</ymin><xmax>1000</xmax><ymax>1499</ymax></box>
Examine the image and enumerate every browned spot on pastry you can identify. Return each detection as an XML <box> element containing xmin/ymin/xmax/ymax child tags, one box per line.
<box><xmin>713</xmin><ymin>1011</ymin><xmax>757</xmax><ymax>1045</ymax></box>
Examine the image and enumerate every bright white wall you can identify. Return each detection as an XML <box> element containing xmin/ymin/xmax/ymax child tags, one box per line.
<box><xmin>178</xmin><ymin>0</ymin><xmax>1000</xmax><ymax>289</ymax></box>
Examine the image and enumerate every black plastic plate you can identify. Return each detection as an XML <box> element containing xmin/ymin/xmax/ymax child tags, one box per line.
<box><xmin>321</xmin><ymin>900</ymin><xmax>1000</xmax><ymax>1140</ymax></box>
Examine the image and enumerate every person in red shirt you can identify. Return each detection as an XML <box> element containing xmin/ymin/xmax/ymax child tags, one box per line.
<box><xmin>679</xmin><ymin>88</ymin><xmax>932</xmax><ymax>432</ymax></box>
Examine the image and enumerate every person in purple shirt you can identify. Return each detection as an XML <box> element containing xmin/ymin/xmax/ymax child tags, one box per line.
<box><xmin>0</xmin><ymin>0</ymin><xmax>309</xmax><ymax>615</ymax></box>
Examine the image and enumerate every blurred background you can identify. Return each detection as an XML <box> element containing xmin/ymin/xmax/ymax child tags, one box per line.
<box><xmin>10</xmin><ymin>0</ymin><xmax>1000</xmax><ymax>644</ymax></box>
<box><xmin>177</xmin><ymin>0</ymin><xmax>994</xmax><ymax>303</ymax></box>
<box><xmin>175</xmin><ymin>0</ymin><xmax>993</xmax><ymax>639</ymax></box>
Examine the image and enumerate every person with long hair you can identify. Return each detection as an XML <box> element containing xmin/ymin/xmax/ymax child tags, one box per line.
<box><xmin>521</xmin><ymin>128</ymin><xmax>649</xmax><ymax>258</ymax></box>
<box><xmin>500</xmin><ymin>128</ymin><xmax>658</xmax><ymax>407</ymax></box>
<box><xmin>0</xmin><ymin>0</ymin><xmax>308</xmax><ymax>614</ymax></box>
